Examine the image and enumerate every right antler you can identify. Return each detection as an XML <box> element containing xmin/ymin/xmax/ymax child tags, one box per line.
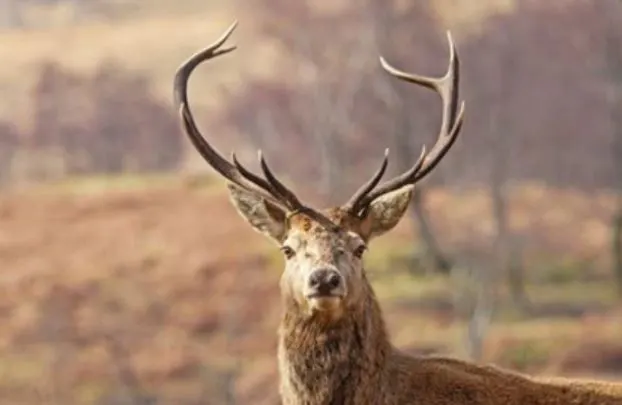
<box><xmin>343</xmin><ymin>32</ymin><xmax>465</xmax><ymax>218</ymax></box>
<box><xmin>173</xmin><ymin>21</ymin><xmax>337</xmax><ymax>229</ymax></box>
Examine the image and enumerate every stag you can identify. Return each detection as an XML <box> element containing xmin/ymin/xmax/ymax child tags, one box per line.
<box><xmin>174</xmin><ymin>21</ymin><xmax>622</xmax><ymax>405</ymax></box>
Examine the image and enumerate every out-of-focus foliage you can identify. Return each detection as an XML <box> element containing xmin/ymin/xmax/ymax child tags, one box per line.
<box><xmin>0</xmin><ymin>1</ymin><xmax>622</xmax><ymax>404</ymax></box>
<box><xmin>1</xmin><ymin>60</ymin><xmax>183</xmax><ymax>184</ymax></box>
<box><xmin>218</xmin><ymin>0</ymin><xmax>620</xmax><ymax>194</ymax></box>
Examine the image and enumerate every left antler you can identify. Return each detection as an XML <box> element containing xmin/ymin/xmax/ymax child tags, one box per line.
<box><xmin>344</xmin><ymin>32</ymin><xmax>465</xmax><ymax>217</ymax></box>
<box><xmin>173</xmin><ymin>21</ymin><xmax>338</xmax><ymax>229</ymax></box>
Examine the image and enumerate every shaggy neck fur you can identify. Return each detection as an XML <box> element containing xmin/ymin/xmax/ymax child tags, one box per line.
<box><xmin>277</xmin><ymin>276</ymin><xmax>391</xmax><ymax>405</ymax></box>
<box><xmin>276</xmin><ymin>274</ymin><xmax>622</xmax><ymax>405</ymax></box>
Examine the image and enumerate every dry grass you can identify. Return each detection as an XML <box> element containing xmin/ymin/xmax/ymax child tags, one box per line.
<box><xmin>0</xmin><ymin>175</ymin><xmax>620</xmax><ymax>403</ymax></box>
<box><xmin>0</xmin><ymin>1</ymin><xmax>620</xmax><ymax>402</ymax></box>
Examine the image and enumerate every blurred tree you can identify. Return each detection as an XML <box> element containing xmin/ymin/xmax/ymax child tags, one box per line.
<box><xmin>365</xmin><ymin>0</ymin><xmax>453</xmax><ymax>275</ymax></box>
<box><xmin>460</xmin><ymin>0</ymin><xmax>622</xmax><ymax>304</ymax></box>
<box><xmin>459</xmin><ymin>0</ymin><xmax>612</xmax><ymax>189</ymax></box>
<box><xmin>30</xmin><ymin>60</ymin><xmax>183</xmax><ymax>178</ymax></box>
<box><xmin>229</xmin><ymin>0</ymin><xmax>375</xmax><ymax>200</ymax></box>
<box><xmin>0</xmin><ymin>122</ymin><xmax>19</xmax><ymax>186</ymax></box>
<box><xmin>466</xmin><ymin>6</ymin><xmax>530</xmax><ymax>310</ymax></box>
<box><xmin>596</xmin><ymin>0</ymin><xmax>622</xmax><ymax>299</ymax></box>
<box><xmin>0</xmin><ymin>0</ymin><xmax>24</xmax><ymax>28</ymax></box>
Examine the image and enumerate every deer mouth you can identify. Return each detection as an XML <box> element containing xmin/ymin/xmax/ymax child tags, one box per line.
<box><xmin>306</xmin><ymin>292</ymin><xmax>343</xmax><ymax>299</ymax></box>
<box><xmin>306</xmin><ymin>293</ymin><xmax>344</xmax><ymax>312</ymax></box>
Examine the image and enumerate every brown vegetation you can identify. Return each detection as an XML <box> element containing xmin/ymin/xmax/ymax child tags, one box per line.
<box><xmin>0</xmin><ymin>181</ymin><xmax>620</xmax><ymax>404</ymax></box>
<box><xmin>0</xmin><ymin>0</ymin><xmax>621</xmax><ymax>403</ymax></box>
<box><xmin>1</xmin><ymin>60</ymin><xmax>183</xmax><ymax>183</ymax></box>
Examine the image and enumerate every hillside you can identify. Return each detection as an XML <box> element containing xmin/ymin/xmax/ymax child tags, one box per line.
<box><xmin>0</xmin><ymin>0</ymin><xmax>514</xmax><ymax>127</ymax></box>
<box><xmin>0</xmin><ymin>178</ymin><xmax>620</xmax><ymax>404</ymax></box>
<box><xmin>1</xmin><ymin>1</ymin><xmax>621</xmax><ymax>403</ymax></box>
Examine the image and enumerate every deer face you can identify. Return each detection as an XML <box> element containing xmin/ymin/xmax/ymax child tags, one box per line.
<box><xmin>226</xmin><ymin>183</ymin><xmax>414</xmax><ymax>319</ymax></box>
<box><xmin>174</xmin><ymin>22</ymin><xmax>464</xmax><ymax>318</ymax></box>
<box><xmin>278</xmin><ymin>219</ymin><xmax>365</xmax><ymax>317</ymax></box>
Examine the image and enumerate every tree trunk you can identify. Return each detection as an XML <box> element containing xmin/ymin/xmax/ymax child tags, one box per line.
<box><xmin>490</xmin><ymin>167</ymin><xmax>530</xmax><ymax>310</ymax></box>
<box><xmin>392</xmin><ymin>93</ymin><xmax>452</xmax><ymax>275</ymax></box>
<box><xmin>600</xmin><ymin>1</ymin><xmax>622</xmax><ymax>298</ymax></box>
<box><xmin>363</xmin><ymin>0</ymin><xmax>451</xmax><ymax>275</ymax></box>
<box><xmin>506</xmin><ymin>242</ymin><xmax>530</xmax><ymax>310</ymax></box>
<box><xmin>465</xmin><ymin>285</ymin><xmax>493</xmax><ymax>361</ymax></box>
<box><xmin>489</xmin><ymin>102</ymin><xmax>530</xmax><ymax>311</ymax></box>
<box><xmin>613</xmin><ymin>201</ymin><xmax>622</xmax><ymax>298</ymax></box>
<box><xmin>408</xmin><ymin>188</ymin><xmax>452</xmax><ymax>274</ymax></box>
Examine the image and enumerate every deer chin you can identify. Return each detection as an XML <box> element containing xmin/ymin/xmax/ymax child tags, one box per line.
<box><xmin>306</xmin><ymin>294</ymin><xmax>344</xmax><ymax>314</ymax></box>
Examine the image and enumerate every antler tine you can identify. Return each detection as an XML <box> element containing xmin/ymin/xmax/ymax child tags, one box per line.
<box><xmin>174</xmin><ymin>21</ymin><xmax>304</xmax><ymax>213</ymax></box>
<box><xmin>230</xmin><ymin>151</ymin><xmax>281</xmax><ymax>199</ymax></box>
<box><xmin>343</xmin><ymin>149</ymin><xmax>390</xmax><ymax>213</ymax></box>
<box><xmin>345</xmin><ymin>31</ymin><xmax>465</xmax><ymax>216</ymax></box>
<box><xmin>258</xmin><ymin>151</ymin><xmax>304</xmax><ymax>209</ymax></box>
<box><xmin>379</xmin><ymin>31</ymin><xmax>464</xmax><ymax>182</ymax></box>
<box><xmin>354</xmin><ymin>146</ymin><xmax>427</xmax><ymax>216</ymax></box>
<box><xmin>179</xmin><ymin>106</ymin><xmax>285</xmax><ymax>210</ymax></box>
<box><xmin>174</xmin><ymin>21</ymin><xmax>238</xmax><ymax>109</ymax></box>
<box><xmin>413</xmin><ymin>102</ymin><xmax>464</xmax><ymax>182</ymax></box>
<box><xmin>230</xmin><ymin>151</ymin><xmax>303</xmax><ymax>211</ymax></box>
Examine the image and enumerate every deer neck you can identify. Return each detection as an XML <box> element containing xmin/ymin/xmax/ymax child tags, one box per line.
<box><xmin>277</xmin><ymin>277</ymin><xmax>391</xmax><ymax>405</ymax></box>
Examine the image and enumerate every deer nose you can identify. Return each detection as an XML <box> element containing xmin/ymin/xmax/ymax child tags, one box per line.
<box><xmin>308</xmin><ymin>269</ymin><xmax>342</xmax><ymax>296</ymax></box>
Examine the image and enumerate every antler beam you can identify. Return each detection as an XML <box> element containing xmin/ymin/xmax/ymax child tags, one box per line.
<box><xmin>344</xmin><ymin>31</ymin><xmax>465</xmax><ymax>217</ymax></box>
<box><xmin>174</xmin><ymin>22</ymin><xmax>464</xmax><ymax>228</ymax></box>
<box><xmin>173</xmin><ymin>22</ymin><xmax>340</xmax><ymax>230</ymax></box>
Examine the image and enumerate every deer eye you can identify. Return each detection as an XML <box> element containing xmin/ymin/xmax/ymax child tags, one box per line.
<box><xmin>280</xmin><ymin>245</ymin><xmax>295</xmax><ymax>259</ymax></box>
<box><xmin>353</xmin><ymin>244</ymin><xmax>367</xmax><ymax>259</ymax></box>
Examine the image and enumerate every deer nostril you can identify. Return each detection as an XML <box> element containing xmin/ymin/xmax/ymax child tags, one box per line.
<box><xmin>308</xmin><ymin>269</ymin><xmax>341</xmax><ymax>294</ymax></box>
<box><xmin>327</xmin><ymin>272</ymin><xmax>341</xmax><ymax>289</ymax></box>
<box><xmin>309</xmin><ymin>272</ymin><xmax>322</xmax><ymax>288</ymax></box>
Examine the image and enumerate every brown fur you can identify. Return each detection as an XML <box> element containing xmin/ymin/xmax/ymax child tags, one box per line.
<box><xmin>226</xmin><ymin>183</ymin><xmax>622</xmax><ymax>405</ymax></box>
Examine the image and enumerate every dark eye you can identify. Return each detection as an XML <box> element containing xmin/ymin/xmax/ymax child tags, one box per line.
<box><xmin>353</xmin><ymin>244</ymin><xmax>367</xmax><ymax>258</ymax></box>
<box><xmin>280</xmin><ymin>245</ymin><xmax>295</xmax><ymax>259</ymax></box>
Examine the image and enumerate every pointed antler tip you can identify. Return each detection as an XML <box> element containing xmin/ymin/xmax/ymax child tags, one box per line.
<box><xmin>446</xmin><ymin>30</ymin><xmax>457</xmax><ymax>46</ymax></box>
<box><xmin>384</xmin><ymin>148</ymin><xmax>390</xmax><ymax>157</ymax></box>
<box><xmin>216</xmin><ymin>20</ymin><xmax>238</xmax><ymax>43</ymax></box>
<box><xmin>446</xmin><ymin>31</ymin><xmax>458</xmax><ymax>53</ymax></box>
<box><xmin>379</xmin><ymin>56</ymin><xmax>399</xmax><ymax>75</ymax></box>
<box><xmin>345</xmin><ymin>27</ymin><xmax>464</xmax><ymax>211</ymax></box>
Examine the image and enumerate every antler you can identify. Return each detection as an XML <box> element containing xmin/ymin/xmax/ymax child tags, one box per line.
<box><xmin>173</xmin><ymin>21</ymin><xmax>337</xmax><ymax>228</ymax></box>
<box><xmin>344</xmin><ymin>31</ymin><xmax>465</xmax><ymax>217</ymax></box>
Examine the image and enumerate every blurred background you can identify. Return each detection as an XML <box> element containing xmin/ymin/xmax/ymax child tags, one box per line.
<box><xmin>0</xmin><ymin>0</ymin><xmax>621</xmax><ymax>404</ymax></box>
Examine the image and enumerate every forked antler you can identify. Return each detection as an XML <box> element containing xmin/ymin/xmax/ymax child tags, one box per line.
<box><xmin>173</xmin><ymin>21</ymin><xmax>338</xmax><ymax>229</ymax></box>
<box><xmin>174</xmin><ymin>22</ymin><xmax>464</xmax><ymax>227</ymax></box>
<box><xmin>344</xmin><ymin>31</ymin><xmax>465</xmax><ymax>218</ymax></box>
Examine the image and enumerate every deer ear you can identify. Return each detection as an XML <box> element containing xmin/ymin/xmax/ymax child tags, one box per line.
<box><xmin>360</xmin><ymin>185</ymin><xmax>413</xmax><ymax>240</ymax></box>
<box><xmin>226</xmin><ymin>183</ymin><xmax>288</xmax><ymax>243</ymax></box>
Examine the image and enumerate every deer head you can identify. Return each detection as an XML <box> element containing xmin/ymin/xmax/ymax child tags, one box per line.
<box><xmin>173</xmin><ymin>21</ymin><xmax>464</xmax><ymax>321</ymax></box>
